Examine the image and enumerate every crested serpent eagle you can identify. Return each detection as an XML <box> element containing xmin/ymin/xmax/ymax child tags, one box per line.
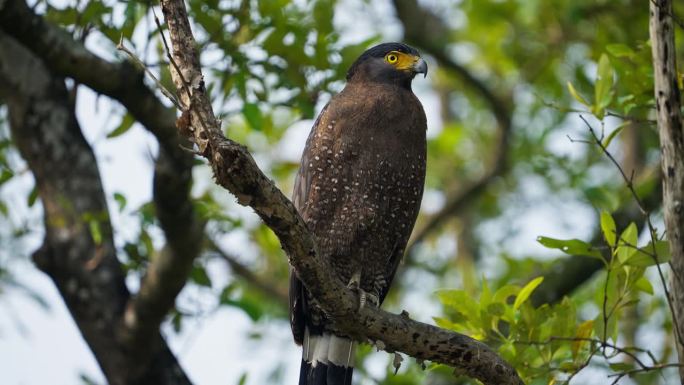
<box><xmin>289</xmin><ymin>42</ymin><xmax>428</xmax><ymax>385</ymax></box>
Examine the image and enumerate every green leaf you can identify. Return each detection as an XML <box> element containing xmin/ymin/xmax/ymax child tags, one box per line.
<box><xmin>242</xmin><ymin>103</ymin><xmax>263</xmax><ymax>131</ymax></box>
<box><xmin>609</xmin><ymin>362</ymin><xmax>635</xmax><ymax>372</ymax></box>
<box><xmin>437</xmin><ymin>289</ymin><xmax>479</xmax><ymax>318</ymax></box>
<box><xmin>513</xmin><ymin>276</ymin><xmax>544</xmax><ymax>310</ymax></box>
<box><xmin>45</xmin><ymin>6</ymin><xmax>78</xmax><ymax>26</ymax></box>
<box><xmin>606</xmin><ymin>44</ymin><xmax>635</xmax><ymax>58</ymax></box>
<box><xmin>140</xmin><ymin>229</ymin><xmax>154</xmax><ymax>258</ymax></box>
<box><xmin>481</xmin><ymin>278</ymin><xmax>492</xmax><ymax>307</ymax></box>
<box><xmin>121</xmin><ymin>2</ymin><xmax>144</xmax><ymax>40</ymax></box>
<box><xmin>79</xmin><ymin>373</ymin><xmax>101</xmax><ymax>385</ymax></box>
<box><xmin>222</xmin><ymin>296</ymin><xmax>264</xmax><ymax>322</ymax></box>
<box><xmin>616</xmin><ymin>222</ymin><xmax>638</xmax><ymax>264</ymax></box>
<box><xmin>634</xmin><ymin>276</ymin><xmax>654</xmax><ymax>295</ymax></box>
<box><xmin>537</xmin><ymin>236</ymin><xmax>604</xmax><ymax>260</ymax></box>
<box><xmin>191</xmin><ymin>265</ymin><xmax>212</xmax><ymax>287</ymax></box>
<box><xmin>559</xmin><ymin>361</ymin><xmax>578</xmax><ymax>372</ymax></box>
<box><xmin>625</xmin><ymin>240</ymin><xmax>671</xmax><ymax>267</ymax></box>
<box><xmin>567</xmin><ymin>81</ymin><xmax>590</xmax><ymax>107</ymax></box>
<box><xmin>113</xmin><ymin>192</ymin><xmax>127</xmax><ymax>212</ymax></box>
<box><xmin>593</xmin><ymin>54</ymin><xmax>615</xmax><ymax>119</ymax></box>
<box><xmin>0</xmin><ymin>169</ymin><xmax>13</xmax><ymax>185</ymax></box>
<box><xmin>236</xmin><ymin>373</ymin><xmax>248</xmax><ymax>385</ymax></box>
<box><xmin>88</xmin><ymin>219</ymin><xmax>102</xmax><ymax>246</ymax></box>
<box><xmin>602</xmin><ymin>121</ymin><xmax>628</xmax><ymax>148</ymax></box>
<box><xmin>313</xmin><ymin>0</ymin><xmax>334</xmax><ymax>35</ymax></box>
<box><xmin>487</xmin><ymin>302</ymin><xmax>505</xmax><ymax>317</ymax></box>
<box><xmin>572</xmin><ymin>320</ymin><xmax>594</xmax><ymax>359</ymax></box>
<box><xmin>107</xmin><ymin>114</ymin><xmax>135</xmax><ymax>138</ymax></box>
<box><xmin>594</xmin><ymin>309</ymin><xmax>619</xmax><ymax>342</ymax></box>
<box><xmin>27</xmin><ymin>186</ymin><xmax>39</xmax><ymax>207</ymax></box>
<box><xmin>551</xmin><ymin>297</ymin><xmax>576</xmax><ymax>339</ymax></box>
<box><xmin>600</xmin><ymin>211</ymin><xmax>616</xmax><ymax>247</ymax></box>
<box><xmin>81</xmin><ymin>1</ymin><xmax>111</xmax><ymax>25</ymax></box>
<box><xmin>584</xmin><ymin>186</ymin><xmax>620</xmax><ymax>212</ymax></box>
<box><xmin>492</xmin><ymin>285</ymin><xmax>520</xmax><ymax>304</ymax></box>
<box><xmin>171</xmin><ymin>311</ymin><xmax>183</xmax><ymax>332</ymax></box>
<box><xmin>433</xmin><ymin>316</ymin><xmax>461</xmax><ymax>331</ymax></box>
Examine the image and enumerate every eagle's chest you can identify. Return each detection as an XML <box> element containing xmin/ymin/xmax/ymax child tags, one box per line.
<box><xmin>305</xmin><ymin>111</ymin><xmax>425</xmax><ymax>229</ymax></box>
<box><xmin>303</xmin><ymin>97</ymin><xmax>426</xmax><ymax>288</ymax></box>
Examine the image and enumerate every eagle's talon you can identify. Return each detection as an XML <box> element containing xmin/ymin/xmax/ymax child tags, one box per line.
<box><xmin>347</xmin><ymin>272</ymin><xmax>361</xmax><ymax>290</ymax></box>
<box><xmin>355</xmin><ymin>289</ymin><xmax>379</xmax><ymax>310</ymax></box>
<box><xmin>346</xmin><ymin>273</ymin><xmax>379</xmax><ymax>310</ymax></box>
<box><xmin>361</xmin><ymin>292</ymin><xmax>379</xmax><ymax>309</ymax></box>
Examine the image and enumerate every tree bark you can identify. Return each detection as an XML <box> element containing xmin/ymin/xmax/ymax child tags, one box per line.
<box><xmin>649</xmin><ymin>0</ymin><xmax>684</xmax><ymax>382</ymax></box>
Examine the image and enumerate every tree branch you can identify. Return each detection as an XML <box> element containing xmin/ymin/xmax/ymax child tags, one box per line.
<box><xmin>0</xmin><ymin>32</ymin><xmax>190</xmax><ymax>385</ymax></box>
<box><xmin>0</xmin><ymin>0</ymin><xmax>208</xmax><ymax>356</ymax></box>
<box><xmin>158</xmin><ymin>0</ymin><xmax>523</xmax><ymax>383</ymax></box>
<box><xmin>124</xmin><ymin>136</ymin><xmax>204</xmax><ymax>351</ymax></box>
<box><xmin>649</xmin><ymin>0</ymin><xmax>684</xmax><ymax>380</ymax></box>
<box><xmin>0</xmin><ymin>0</ymin><xmax>177</xmax><ymax>148</ymax></box>
<box><xmin>391</xmin><ymin>0</ymin><xmax>513</xmax><ymax>249</ymax></box>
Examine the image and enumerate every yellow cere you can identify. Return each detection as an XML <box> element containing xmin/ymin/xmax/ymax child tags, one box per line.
<box><xmin>384</xmin><ymin>51</ymin><xmax>418</xmax><ymax>71</ymax></box>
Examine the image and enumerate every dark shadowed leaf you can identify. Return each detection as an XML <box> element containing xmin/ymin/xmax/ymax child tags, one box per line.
<box><xmin>242</xmin><ymin>103</ymin><xmax>263</xmax><ymax>131</ymax></box>
<box><xmin>190</xmin><ymin>265</ymin><xmax>212</xmax><ymax>287</ymax></box>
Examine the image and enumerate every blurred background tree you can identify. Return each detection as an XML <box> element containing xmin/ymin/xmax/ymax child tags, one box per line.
<box><xmin>0</xmin><ymin>0</ymin><xmax>682</xmax><ymax>384</ymax></box>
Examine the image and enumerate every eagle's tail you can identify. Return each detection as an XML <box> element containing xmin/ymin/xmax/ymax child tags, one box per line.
<box><xmin>299</xmin><ymin>327</ymin><xmax>355</xmax><ymax>385</ymax></box>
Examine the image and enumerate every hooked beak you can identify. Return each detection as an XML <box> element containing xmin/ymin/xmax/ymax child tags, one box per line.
<box><xmin>413</xmin><ymin>57</ymin><xmax>428</xmax><ymax>78</ymax></box>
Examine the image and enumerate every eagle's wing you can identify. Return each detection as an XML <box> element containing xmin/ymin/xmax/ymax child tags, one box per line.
<box><xmin>378</xmin><ymin>241</ymin><xmax>403</xmax><ymax>304</ymax></box>
<box><xmin>289</xmin><ymin>104</ymin><xmax>329</xmax><ymax>345</ymax></box>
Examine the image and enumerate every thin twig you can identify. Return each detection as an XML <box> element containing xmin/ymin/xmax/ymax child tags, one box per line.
<box><xmin>152</xmin><ymin>6</ymin><xmax>211</xmax><ymax>136</ymax></box>
<box><xmin>151</xmin><ymin>7</ymin><xmax>193</xmax><ymax>103</ymax></box>
<box><xmin>116</xmin><ymin>36</ymin><xmax>182</xmax><ymax>109</ymax></box>
<box><xmin>608</xmin><ymin>363</ymin><xmax>682</xmax><ymax>385</ymax></box>
<box><xmin>579</xmin><ymin>114</ymin><xmax>684</xmax><ymax>352</ymax></box>
<box><xmin>567</xmin><ymin>344</ymin><xmax>600</xmax><ymax>383</ymax></box>
<box><xmin>542</xmin><ymin>100</ymin><xmax>657</xmax><ymax>125</ymax></box>
<box><xmin>602</xmin><ymin>267</ymin><xmax>610</xmax><ymax>346</ymax></box>
<box><xmin>520</xmin><ymin>337</ymin><xmax>654</xmax><ymax>369</ymax></box>
<box><xmin>566</xmin><ymin>134</ymin><xmax>592</xmax><ymax>144</ymax></box>
<box><xmin>579</xmin><ymin>115</ymin><xmax>646</xmax><ymax>213</ymax></box>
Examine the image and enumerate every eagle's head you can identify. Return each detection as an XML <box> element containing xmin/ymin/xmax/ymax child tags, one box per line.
<box><xmin>346</xmin><ymin>42</ymin><xmax>428</xmax><ymax>89</ymax></box>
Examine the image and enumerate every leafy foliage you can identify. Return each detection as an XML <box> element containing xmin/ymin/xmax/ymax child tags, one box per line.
<box><xmin>436</xmin><ymin>210</ymin><xmax>672</xmax><ymax>384</ymax></box>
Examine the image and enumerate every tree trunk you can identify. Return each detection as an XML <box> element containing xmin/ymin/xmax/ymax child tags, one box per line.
<box><xmin>0</xmin><ymin>30</ymin><xmax>191</xmax><ymax>385</ymax></box>
<box><xmin>649</xmin><ymin>1</ymin><xmax>684</xmax><ymax>382</ymax></box>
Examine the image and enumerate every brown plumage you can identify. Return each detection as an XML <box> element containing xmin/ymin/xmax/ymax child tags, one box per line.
<box><xmin>289</xmin><ymin>42</ymin><xmax>428</xmax><ymax>385</ymax></box>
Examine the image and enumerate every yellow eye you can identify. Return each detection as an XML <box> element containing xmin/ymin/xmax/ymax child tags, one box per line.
<box><xmin>386</xmin><ymin>53</ymin><xmax>398</xmax><ymax>64</ymax></box>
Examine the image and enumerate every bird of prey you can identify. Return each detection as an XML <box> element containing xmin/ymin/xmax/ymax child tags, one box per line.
<box><xmin>289</xmin><ymin>42</ymin><xmax>428</xmax><ymax>385</ymax></box>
